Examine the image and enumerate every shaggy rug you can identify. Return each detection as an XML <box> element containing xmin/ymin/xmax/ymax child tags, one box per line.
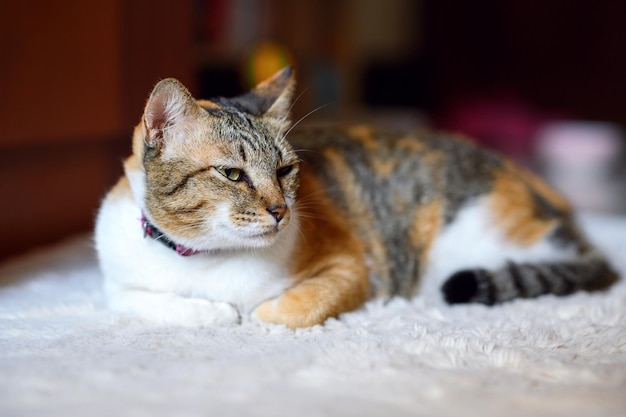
<box><xmin>1</xmin><ymin>215</ymin><xmax>625</xmax><ymax>417</ymax></box>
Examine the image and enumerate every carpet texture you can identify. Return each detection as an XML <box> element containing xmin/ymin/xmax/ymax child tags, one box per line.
<box><xmin>1</xmin><ymin>215</ymin><xmax>625</xmax><ymax>417</ymax></box>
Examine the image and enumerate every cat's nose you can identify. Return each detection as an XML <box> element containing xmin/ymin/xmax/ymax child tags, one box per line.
<box><xmin>267</xmin><ymin>204</ymin><xmax>287</xmax><ymax>223</ymax></box>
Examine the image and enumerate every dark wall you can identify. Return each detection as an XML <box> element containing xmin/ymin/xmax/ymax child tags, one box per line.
<box><xmin>422</xmin><ymin>0</ymin><xmax>626</xmax><ymax>124</ymax></box>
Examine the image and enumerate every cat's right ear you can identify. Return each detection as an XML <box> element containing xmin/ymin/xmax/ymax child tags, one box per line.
<box><xmin>228</xmin><ymin>67</ymin><xmax>296</xmax><ymax>119</ymax></box>
<box><xmin>256</xmin><ymin>66</ymin><xmax>296</xmax><ymax>120</ymax></box>
<box><xmin>143</xmin><ymin>78</ymin><xmax>197</xmax><ymax>149</ymax></box>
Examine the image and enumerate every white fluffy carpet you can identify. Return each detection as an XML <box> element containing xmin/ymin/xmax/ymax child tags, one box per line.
<box><xmin>1</xmin><ymin>215</ymin><xmax>625</xmax><ymax>417</ymax></box>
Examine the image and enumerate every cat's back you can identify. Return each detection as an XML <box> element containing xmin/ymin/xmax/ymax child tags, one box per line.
<box><xmin>290</xmin><ymin>124</ymin><xmax>504</xmax><ymax>227</ymax></box>
<box><xmin>289</xmin><ymin>125</ymin><xmax>575</xmax><ymax>297</ymax></box>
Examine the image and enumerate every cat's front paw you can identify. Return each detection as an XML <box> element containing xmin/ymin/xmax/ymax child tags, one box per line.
<box><xmin>252</xmin><ymin>296</ymin><xmax>324</xmax><ymax>329</ymax></box>
<box><xmin>179</xmin><ymin>298</ymin><xmax>241</xmax><ymax>326</ymax></box>
<box><xmin>109</xmin><ymin>291</ymin><xmax>241</xmax><ymax>326</ymax></box>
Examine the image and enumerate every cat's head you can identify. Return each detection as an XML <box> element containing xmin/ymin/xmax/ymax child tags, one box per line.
<box><xmin>125</xmin><ymin>67</ymin><xmax>299</xmax><ymax>252</ymax></box>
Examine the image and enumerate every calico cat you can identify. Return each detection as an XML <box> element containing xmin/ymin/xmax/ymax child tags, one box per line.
<box><xmin>95</xmin><ymin>67</ymin><xmax>618</xmax><ymax>328</ymax></box>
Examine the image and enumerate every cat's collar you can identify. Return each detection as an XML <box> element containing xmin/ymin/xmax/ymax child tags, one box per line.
<box><xmin>140</xmin><ymin>213</ymin><xmax>201</xmax><ymax>256</ymax></box>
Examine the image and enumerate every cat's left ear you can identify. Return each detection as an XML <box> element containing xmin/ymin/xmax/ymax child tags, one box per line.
<box><xmin>233</xmin><ymin>67</ymin><xmax>296</xmax><ymax>119</ymax></box>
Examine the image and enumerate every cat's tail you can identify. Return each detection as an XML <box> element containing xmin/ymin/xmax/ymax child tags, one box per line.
<box><xmin>441</xmin><ymin>251</ymin><xmax>619</xmax><ymax>305</ymax></box>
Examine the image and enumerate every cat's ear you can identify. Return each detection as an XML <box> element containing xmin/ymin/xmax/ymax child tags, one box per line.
<box><xmin>255</xmin><ymin>66</ymin><xmax>296</xmax><ymax>119</ymax></box>
<box><xmin>231</xmin><ymin>67</ymin><xmax>296</xmax><ymax>119</ymax></box>
<box><xmin>143</xmin><ymin>78</ymin><xmax>198</xmax><ymax>148</ymax></box>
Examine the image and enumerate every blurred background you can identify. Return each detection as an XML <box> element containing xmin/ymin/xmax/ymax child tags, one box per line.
<box><xmin>1</xmin><ymin>0</ymin><xmax>625</xmax><ymax>261</ymax></box>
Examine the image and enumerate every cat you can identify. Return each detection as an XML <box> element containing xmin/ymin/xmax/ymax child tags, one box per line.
<box><xmin>95</xmin><ymin>67</ymin><xmax>618</xmax><ymax>328</ymax></box>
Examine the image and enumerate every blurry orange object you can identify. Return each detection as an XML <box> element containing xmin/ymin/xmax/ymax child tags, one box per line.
<box><xmin>245</xmin><ymin>42</ymin><xmax>294</xmax><ymax>88</ymax></box>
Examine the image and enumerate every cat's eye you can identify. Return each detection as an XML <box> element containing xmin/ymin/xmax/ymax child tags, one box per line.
<box><xmin>216</xmin><ymin>167</ymin><xmax>243</xmax><ymax>181</ymax></box>
<box><xmin>277</xmin><ymin>165</ymin><xmax>294</xmax><ymax>178</ymax></box>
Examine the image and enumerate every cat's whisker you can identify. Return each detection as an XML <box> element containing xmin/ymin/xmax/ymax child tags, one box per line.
<box><xmin>293</xmin><ymin>215</ymin><xmax>315</xmax><ymax>231</ymax></box>
<box><xmin>280</xmin><ymin>103</ymin><xmax>333</xmax><ymax>141</ymax></box>
<box><xmin>293</xmin><ymin>224</ymin><xmax>307</xmax><ymax>243</ymax></box>
<box><xmin>162</xmin><ymin>223</ymin><xmax>206</xmax><ymax>236</ymax></box>
<box><xmin>293</xmin><ymin>148</ymin><xmax>323</xmax><ymax>155</ymax></box>
<box><xmin>276</xmin><ymin>87</ymin><xmax>310</xmax><ymax>140</ymax></box>
<box><xmin>293</xmin><ymin>193</ymin><xmax>330</xmax><ymax>208</ymax></box>
<box><xmin>294</xmin><ymin>212</ymin><xmax>332</xmax><ymax>225</ymax></box>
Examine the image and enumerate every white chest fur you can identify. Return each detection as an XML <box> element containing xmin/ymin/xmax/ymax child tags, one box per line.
<box><xmin>95</xmin><ymin>189</ymin><xmax>295</xmax><ymax>325</ymax></box>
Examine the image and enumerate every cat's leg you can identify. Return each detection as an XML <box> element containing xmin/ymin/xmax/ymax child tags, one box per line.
<box><xmin>107</xmin><ymin>289</ymin><xmax>240</xmax><ymax>326</ymax></box>
<box><xmin>253</xmin><ymin>256</ymin><xmax>369</xmax><ymax>328</ymax></box>
<box><xmin>252</xmin><ymin>260</ymin><xmax>369</xmax><ymax>328</ymax></box>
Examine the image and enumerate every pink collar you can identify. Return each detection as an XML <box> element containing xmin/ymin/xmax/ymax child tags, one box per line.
<box><xmin>141</xmin><ymin>213</ymin><xmax>201</xmax><ymax>256</ymax></box>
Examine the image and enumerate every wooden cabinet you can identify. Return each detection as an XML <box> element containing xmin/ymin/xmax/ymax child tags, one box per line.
<box><xmin>0</xmin><ymin>0</ymin><xmax>194</xmax><ymax>260</ymax></box>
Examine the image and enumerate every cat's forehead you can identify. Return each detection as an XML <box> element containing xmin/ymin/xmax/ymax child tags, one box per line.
<box><xmin>168</xmin><ymin>107</ymin><xmax>293</xmax><ymax>167</ymax></box>
<box><xmin>211</xmin><ymin>110</ymin><xmax>285</xmax><ymax>147</ymax></box>
<box><xmin>212</xmin><ymin>109</ymin><xmax>271</xmax><ymax>139</ymax></box>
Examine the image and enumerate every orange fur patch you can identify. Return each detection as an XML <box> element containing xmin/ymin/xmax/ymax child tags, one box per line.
<box><xmin>106</xmin><ymin>176</ymin><xmax>133</xmax><ymax>203</ymax></box>
<box><xmin>371</xmin><ymin>158</ymin><xmax>398</xmax><ymax>177</ymax></box>
<box><xmin>131</xmin><ymin>123</ymin><xmax>147</xmax><ymax>160</ymax></box>
<box><xmin>490</xmin><ymin>164</ymin><xmax>568</xmax><ymax>246</ymax></box>
<box><xmin>123</xmin><ymin>153</ymin><xmax>142</xmax><ymax>175</ymax></box>
<box><xmin>396</xmin><ymin>136</ymin><xmax>426</xmax><ymax>153</ymax></box>
<box><xmin>196</xmin><ymin>99</ymin><xmax>221</xmax><ymax>110</ymax></box>
<box><xmin>346</xmin><ymin>125</ymin><xmax>379</xmax><ymax>151</ymax></box>
<box><xmin>254</xmin><ymin>166</ymin><xmax>370</xmax><ymax>328</ymax></box>
<box><xmin>507</xmin><ymin>161</ymin><xmax>569</xmax><ymax>211</ymax></box>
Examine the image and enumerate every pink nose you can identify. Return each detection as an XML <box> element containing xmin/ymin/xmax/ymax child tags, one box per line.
<box><xmin>267</xmin><ymin>204</ymin><xmax>287</xmax><ymax>222</ymax></box>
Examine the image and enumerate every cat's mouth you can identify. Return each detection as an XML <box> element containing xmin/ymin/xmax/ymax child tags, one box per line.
<box><xmin>250</xmin><ymin>228</ymin><xmax>281</xmax><ymax>239</ymax></box>
<box><xmin>240</xmin><ymin>226</ymin><xmax>285</xmax><ymax>245</ymax></box>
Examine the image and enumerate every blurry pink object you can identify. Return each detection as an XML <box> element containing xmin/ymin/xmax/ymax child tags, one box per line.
<box><xmin>437</xmin><ymin>94</ymin><xmax>564</xmax><ymax>161</ymax></box>
<box><xmin>535</xmin><ymin>121</ymin><xmax>624</xmax><ymax>213</ymax></box>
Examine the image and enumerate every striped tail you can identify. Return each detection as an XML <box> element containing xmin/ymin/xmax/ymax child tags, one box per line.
<box><xmin>441</xmin><ymin>252</ymin><xmax>619</xmax><ymax>305</ymax></box>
